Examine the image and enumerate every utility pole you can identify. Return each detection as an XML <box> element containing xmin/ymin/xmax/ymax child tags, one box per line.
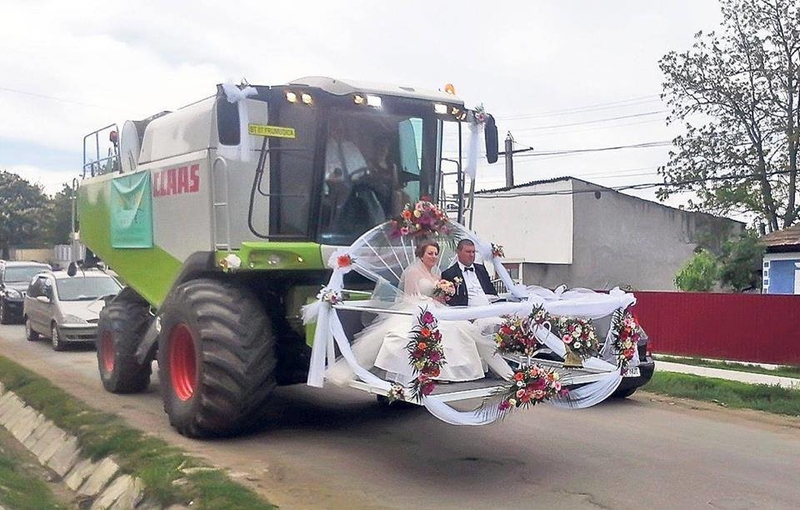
<box><xmin>505</xmin><ymin>131</ymin><xmax>514</xmax><ymax>187</ymax></box>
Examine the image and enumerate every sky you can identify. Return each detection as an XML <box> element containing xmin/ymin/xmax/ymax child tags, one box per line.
<box><xmin>0</xmin><ymin>0</ymin><xmax>726</xmax><ymax>214</ymax></box>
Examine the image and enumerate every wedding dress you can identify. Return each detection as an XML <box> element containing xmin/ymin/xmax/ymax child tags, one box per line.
<box><xmin>327</xmin><ymin>259</ymin><xmax>489</xmax><ymax>385</ymax></box>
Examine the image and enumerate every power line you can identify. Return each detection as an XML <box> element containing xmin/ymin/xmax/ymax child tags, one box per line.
<box><xmin>513</xmin><ymin>140</ymin><xmax>672</xmax><ymax>157</ymax></box>
<box><xmin>509</xmin><ymin>110</ymin><xmax>667</xmax><ymax>132</ymax></box>
<box><xmin>495</xmin><ymin>94</ymin><xmax>661</xmax><ymax>120</ymax></box>
<box><xmin>0</xmin><ymin>86</ymin><xmax>104</xmax><ymax>108</ymax></box>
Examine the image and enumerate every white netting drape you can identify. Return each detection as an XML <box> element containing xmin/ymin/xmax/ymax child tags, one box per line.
<box><xmin>303</xmin><ymin>219</ymin><xmax>638</xmax><ymax>425</ymax></box>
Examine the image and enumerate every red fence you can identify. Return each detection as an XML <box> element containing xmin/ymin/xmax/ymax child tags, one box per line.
<box><xmin>632</xmin><ymin>291</ymin><xmax>800</xmax><ymax>365</ymax></box>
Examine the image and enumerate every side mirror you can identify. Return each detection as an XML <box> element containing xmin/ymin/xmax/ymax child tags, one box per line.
<box><xmin>67</xmin><ymin>262</ymin><xmax>77</xmax><ymax>277</ymax></box>
<box><xmin>484</xmin><ymin>114</ymin><xmax>498</xmax><ymax>164</ymax></box>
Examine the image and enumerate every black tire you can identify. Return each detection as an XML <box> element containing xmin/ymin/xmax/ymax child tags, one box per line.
<box><xmin>96</xmin><ymin>291</ymin><xmax>153</xmax><ymax>394</ymax></box>
<box><xmin>157</xmin><ymin>279</ymin><xmax>276</xmax><ymax>438</ymax></box>
<box><xmin>51</xmin><ymin>323</ymin><xmax>66</xmax><ymax>351</ymax></box>
<box><xmin>611</xmin><ymin>387</ymin><xmax>637</xmax><ymax>399</ymax></box>
<box><xmin>24</xmin><ymin>317</ymin><xmax>39</xmax><ymax>341</ymax></box>
<box><xmin>0</xmin><ymin>299</ymin><xmax>10</xmax><ymax>325</ymax></box>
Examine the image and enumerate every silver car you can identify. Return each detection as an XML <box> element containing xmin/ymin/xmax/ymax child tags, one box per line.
<box><xmin>23</xmin><ymin>270</ymin><xmax>122</xmax><ymax>350</ymax></box>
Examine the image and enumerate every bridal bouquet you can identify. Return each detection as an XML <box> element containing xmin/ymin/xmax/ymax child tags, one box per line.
<box><xmin>432</xmin><ymin>279</ymin><xmax>456</xmax><ymax>300</ymax></box>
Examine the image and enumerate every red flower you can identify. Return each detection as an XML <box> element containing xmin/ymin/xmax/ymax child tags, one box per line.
<box><xmin>417</xmin><ymin>341</ymin><xmax>427</xmax><ymax>351</ymax></box>
<box><xmin>337</xmin><ymin>254</ymin><xmax>352</xmax><ymax>268</ymax></box>
<box><xmin>420</xmin><ymin>328</ymin><xmax>431</xmax><ymax>338</ymax></box>
<box><xmin>514</xmin><ymin>372</ymin><xmax>525</xmax><ymax>381</ymax></box>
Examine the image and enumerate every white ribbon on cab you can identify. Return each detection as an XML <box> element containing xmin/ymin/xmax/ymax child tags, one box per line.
<box><xmin>218</xmin><ymin>82</ymin><xmax>258</xmax><ymax>162</ymax></box>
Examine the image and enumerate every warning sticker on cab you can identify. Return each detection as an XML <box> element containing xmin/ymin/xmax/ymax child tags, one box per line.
<box><xmin>248</xmin><ymin>124</ymin><xmax>296</xmax><ymax>138</ymax></box>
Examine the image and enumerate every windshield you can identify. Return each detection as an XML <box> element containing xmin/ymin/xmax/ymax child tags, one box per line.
<box><xmin>318</xmin><ymin>110</ymin><xmax>436</xmax><ymax>245</ymax></box>
<box><xmin>4</xmin><ymin>266</ymin><xmax>48</xmax><ymax>283</ymax></box>
<box><xmin>55</xmin><ymin>276</ymin><xmax>122</xmax><ymax>301</ymax></box>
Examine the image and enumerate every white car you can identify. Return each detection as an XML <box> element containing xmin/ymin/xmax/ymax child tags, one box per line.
<box><xmin>23</xmin><ymin>270</ymin><xmax>123</xmax><ymax>350</ymax></box>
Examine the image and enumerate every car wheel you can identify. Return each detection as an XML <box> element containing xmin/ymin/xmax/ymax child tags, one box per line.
<box><xmin>25</xmin><ymin>317</ymin><xmax>39</xmax><ymax>341</ymax></box>
<box><xmin>51</xmin><ymin>323</ymin><xmax>65</xmax><ymax>351</ymax></box>
<box><xmin>611</xmin><ymin>387</ymin><xmax>637</xmax><ymax>399</ymax></box>
<box><xmin>0</xmin><ymin>299</ymin><xmax>9</xmax><ymax>325</ymax></box>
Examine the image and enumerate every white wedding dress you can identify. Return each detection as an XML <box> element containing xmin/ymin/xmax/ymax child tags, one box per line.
<box><xmin>327</xmin><ymin>260</ymin><xmax>489</xmax><ymax>385</ymax></box>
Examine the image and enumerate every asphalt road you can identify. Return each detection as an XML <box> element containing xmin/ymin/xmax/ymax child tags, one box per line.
<box><xmin>2</xmin><ymin>323</ymin><xmax>799</xmax><ymax>510</ymax></box>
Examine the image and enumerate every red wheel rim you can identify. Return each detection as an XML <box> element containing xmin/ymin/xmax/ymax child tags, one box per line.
<box><xmin>101</xmin><ymin>331</ymin><xmax>115</xmax><ymax>373</ymax></box>
<box><xmin>169</xmin><ymin>324</ymin><xmax>197</xmax><ymax>401</ymax></box>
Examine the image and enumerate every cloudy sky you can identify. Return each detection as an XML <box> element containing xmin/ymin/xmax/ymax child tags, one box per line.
<box><xmin>1</xmin><ymin>0</ymin><xmax>724</xmax><ymax>211</ymax></box>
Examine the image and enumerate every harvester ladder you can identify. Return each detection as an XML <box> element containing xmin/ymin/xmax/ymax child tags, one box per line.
<box><xmin>212</xmin><ymin>157</ymin><xmax>232</xmax><ymax>250</ymax></box>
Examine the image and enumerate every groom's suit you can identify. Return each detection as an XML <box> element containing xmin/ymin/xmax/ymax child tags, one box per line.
<box><xmin>441</xmin><ymin>262</ymin><xmax>496</xmax><ymax>307</ymax></box>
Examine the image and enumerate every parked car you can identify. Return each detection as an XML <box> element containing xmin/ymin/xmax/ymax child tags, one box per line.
<box><xmin>0</xmin><ymin>260</ymin><xmax>51</xmax><ymax>324</ymax></box>
<box><xmin>23</xmin><ymin>270</ymin><xmax>123</xmax><ymax>350</ymax></box>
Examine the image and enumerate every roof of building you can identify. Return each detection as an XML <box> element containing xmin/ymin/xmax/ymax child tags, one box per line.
<box><xmin>760</xmin><ymin>223</ymin><xmax>800</xmax><ymax>248</ymax></box>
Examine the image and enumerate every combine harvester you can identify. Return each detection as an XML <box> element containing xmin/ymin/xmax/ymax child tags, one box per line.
<box><xmin>76</xmin><ymin>77</ymin><xmax>654</xmax><ymax>436</ymax></box>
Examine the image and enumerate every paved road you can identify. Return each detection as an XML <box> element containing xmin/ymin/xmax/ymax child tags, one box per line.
<box><xmin>2</xmin><ymin>323</ymin><xmax>800</xmax><ymax>510</ymax></box>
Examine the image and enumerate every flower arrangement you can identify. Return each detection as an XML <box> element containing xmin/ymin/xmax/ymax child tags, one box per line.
<box><xmin>497</xmin><ymin>364</ymin><xmax>564</xmax><ymax>412</ymax></box>
<box><xmin>530</xmin><ymin>304</ymin><xmax>551</xmax><ymax>326</ymax></box>
<box><xmin>432</xmin><ymin>279</ymin><xmax>456</xmax><ymax>301</ymax></box>
<box><xmin>387</xmin><ymin>383</ymin><xmax>406</xmax><ymax>403</ymax></box>
<box><xmin>390</xmin><ymin>199</ymin><xmax>450</xmax><ymax>238</ymax></box>
<box><xmin>555</xmin><ymin>316</ymin><xmax>599</xmax><ymax>367</ymax></box>
<box><xmin>494</xmin><ymin>314</ymin><xmax>540</xmax><ymax>357</ymax></box>
<box><xmin>473</xmin><ymin>103</ymin><xmax>487</xmax><ymax>124</ymax></box>
<box><xmin>406</xmin><ymin>307</ymin><xmax>446</xmax><ymax>402</ymax></box>
<box><xmin>491</xmin><ymin>243</ymin><xmax>505</xmax><ymax>258</ymax></box>
<box><xmin>317</xmin><ymin>288</ymin><xmax>342</xmax><ymax>306</ymax></box>
<box><xmin>611</xmin><ymin>308</ymin><xmax>641</xmax><ymax>370</ymax></box>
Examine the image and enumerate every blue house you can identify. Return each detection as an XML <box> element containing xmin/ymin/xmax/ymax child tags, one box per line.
<box><xmin>761</xmin><ymin>224</ymin><xmax>800</xmax><ymax>294</ymax></box>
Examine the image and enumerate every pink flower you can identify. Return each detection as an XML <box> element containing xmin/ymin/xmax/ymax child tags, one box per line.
<box><xmin>421</xmin><ymin>311</ymin><xmax>435</xmax><ymax>324</ymax></box>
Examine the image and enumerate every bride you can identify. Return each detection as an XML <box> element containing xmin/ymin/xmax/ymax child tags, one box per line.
<box><xmin>328</xmin><ymin>239</ymin><xmax>507</xmax><ymax>386</ymax></box>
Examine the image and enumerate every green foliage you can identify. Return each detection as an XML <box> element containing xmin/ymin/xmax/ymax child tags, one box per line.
<box><xmin>0</xmin><ymin>171</ymin><xmax>76</xmax><ymax>257</ymax></box>
<box><xmin>658</xmin><ymin>0</ymin><xmax>800</xmax><ymax>232</ymax></box>
<box><xmin>717</xmin><ymin>231</ymin><xmax>765</xmax><ymax>291</ymax></box>
<box><xmin>675</xmin><ymin>249</ymin><xmax>719</xmax><ymax>291</ymax></box>
<box><xmin>645</xmin><ymin>372</ymin><xmax>800</xmax><ymax>417</ymax></box>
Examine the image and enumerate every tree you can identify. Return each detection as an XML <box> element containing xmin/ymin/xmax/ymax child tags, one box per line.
<box><xmin>675</xmin><ymin>249</ymin><xmax>719</xmax><ymax>291</ymax></box>
<box><xmin>42</xmin><ymin>183</ymin><xmax>77</xmax><ymax>245</ymax></box>
<box><xmin>0</xmin><ymin>170</ymin><xmax>52</xmax><ymax>258</ymax></box>
<box><xmin>717</xmin><ymin>231</ymin><xmax>765</xmax><ymax>290</ymax></box>
<box><xmin>658</xmin><ymin>0</ymin><xmax>800</xmax><ymax>233</ymax></box>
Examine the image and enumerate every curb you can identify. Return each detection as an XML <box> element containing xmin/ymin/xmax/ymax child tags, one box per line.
<box><xmin>0</xmin><ymin>381</ymin><xmax>166</xmax><ymax>510</ymax></box>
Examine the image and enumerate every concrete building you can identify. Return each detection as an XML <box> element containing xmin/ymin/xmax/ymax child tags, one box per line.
<box><xmin>760</xmin><ymin>224</ymin><xmax>800</xmax><ymax>294</ymax></box>
<box><xmin>470</xmin><ymin>177</ymin><xmax>744</xmax><ymax>291</ymax></box>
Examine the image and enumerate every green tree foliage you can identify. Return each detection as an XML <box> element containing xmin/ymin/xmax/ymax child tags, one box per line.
<box><xmin>0</xmin><ymin>170</ymin><xmax>51</xmax><ymax>258</ymax></box>
<box><xmin>658</xmin><ymin>0</ymin><xmax>800</xmax><ymax>232</ymax></box>
<box><xmin>675</xmin><ymin>249</ymin><xmax>719</xmax><ymax>291</ymax></box>
<box><xmin>717</xmin><ymin>231</ymin><xmax>765</xmax><ymax>291</ymax></box>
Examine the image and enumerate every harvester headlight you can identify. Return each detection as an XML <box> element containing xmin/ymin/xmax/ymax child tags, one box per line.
<box><xmin>434</xmin><ymin>103</ymin><xmax>448</xmax><ymax>115</ymax></box>
<box><xmin>444</xmin><ymin>83</ymin><xmax>456</xmax><ymax>95</ymax></box>
<box><xmin>353</xmin><ymin>94</ymin><xmax>365</xmax><ymax>105</ymax></box>
<box><xmin>301</xmin><ymin>93</ymin><xmax>313</xmax><ymax>105</ymax></box>
<box><xmin>285</xmin><ymin>91</ymin><xmax>298</xmax><ymax>103</ymax></box>
<box><xmin>366</xmin><ymin>95</ymin><xmax>382</xmax><ymax>108</ymax></box>
<box><xmin>267</xmin><ymin>254</ymin><xmax>282</xmax><ymax>266</ymax></box>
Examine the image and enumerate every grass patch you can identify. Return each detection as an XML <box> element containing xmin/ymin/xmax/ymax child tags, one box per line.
<box><xmin>644</xmin><ymin>371</ymin><xmax>800</xmax><ymax>417</ymax></box>
<box><xmin>0</xmin><ymin>355</ymin><xmax>275</xmax><ymax>510</ymax></box>
<box><xmin>0</xmin><ymin>445</ymin><xmax>66</xmax><ymax>510</ymax></box>
<box><xmin>654</xmin><ymin>355</ymin><xmax>800</xmax><ymax>379</ymax></box>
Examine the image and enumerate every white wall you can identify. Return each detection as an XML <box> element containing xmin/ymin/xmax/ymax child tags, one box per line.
<box><xmin>471</xmin><ymin>179</ymin><xmax>573</xmax><ymax>264</ymax></box>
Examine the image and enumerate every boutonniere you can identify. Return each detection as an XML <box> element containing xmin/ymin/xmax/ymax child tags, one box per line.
<box><xmin>453</xmin><ymin>276</ymin><xmax>463</xmax><ymax>292</ymax></box>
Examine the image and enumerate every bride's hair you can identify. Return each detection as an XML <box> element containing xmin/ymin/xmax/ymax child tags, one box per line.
<box><xmin>414</xmin><ymin>239</ymin><xmax>440</xmax><ymax>259</ymax></box>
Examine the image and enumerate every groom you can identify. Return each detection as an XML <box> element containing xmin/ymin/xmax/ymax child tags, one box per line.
<box><xmin>442</xmin><ymin>239</ymin><xmax>497</xmax><ymax>307</ymax></box>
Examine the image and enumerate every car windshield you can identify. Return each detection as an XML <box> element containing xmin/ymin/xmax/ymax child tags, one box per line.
<box><xmin>55</xmin><ymin>275</ymin><xmax>122</xmax><ymax>301</ymax></box>
<box><xmin>4</xmin><ymin>266</ymin><xmax>48</xmax><ymax>283</ymax></box>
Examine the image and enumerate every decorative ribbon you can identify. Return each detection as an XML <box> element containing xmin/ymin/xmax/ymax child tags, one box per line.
<box><xmin>218</xmin><ymin>82</ymin><xmax>258</xmax><ymax>162</ymax></box>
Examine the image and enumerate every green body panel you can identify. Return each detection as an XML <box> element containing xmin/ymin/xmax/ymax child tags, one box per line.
<box><xmin>78</xmin><ymin>178</ymin><xmax>182</xmax><ymax>307</ymax></box>
<box><xmin>221</xmin><ymin>242</ymin><xmax>325</xmax><ymax>271</ymax></box>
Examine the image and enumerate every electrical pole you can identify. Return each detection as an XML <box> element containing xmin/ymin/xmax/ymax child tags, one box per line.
<box><xmin>505</xmin><ymin>131</ymin><xmax>514</xmax><ymax>187</ymax></box>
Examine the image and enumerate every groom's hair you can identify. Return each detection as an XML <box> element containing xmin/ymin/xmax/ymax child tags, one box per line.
<box><xmin>456</xmin><ymin>238</ymin><xmax>475</xmax><ymax>251</ymax></box>
<box><xmin>415</xmin><ymin>240</ymin><xmax>440</xmax><ymax>258</ymax></box>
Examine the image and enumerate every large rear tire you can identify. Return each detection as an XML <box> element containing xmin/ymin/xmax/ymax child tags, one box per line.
<box><xmin>96</xmin><ymin>290</ymin><xmax>153</xmax><ymax>393</ymax></box>
<box><xmin>157</xmin><ymin>279</ymin><xmax>276</xmax><ymax>438</ymax></box>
